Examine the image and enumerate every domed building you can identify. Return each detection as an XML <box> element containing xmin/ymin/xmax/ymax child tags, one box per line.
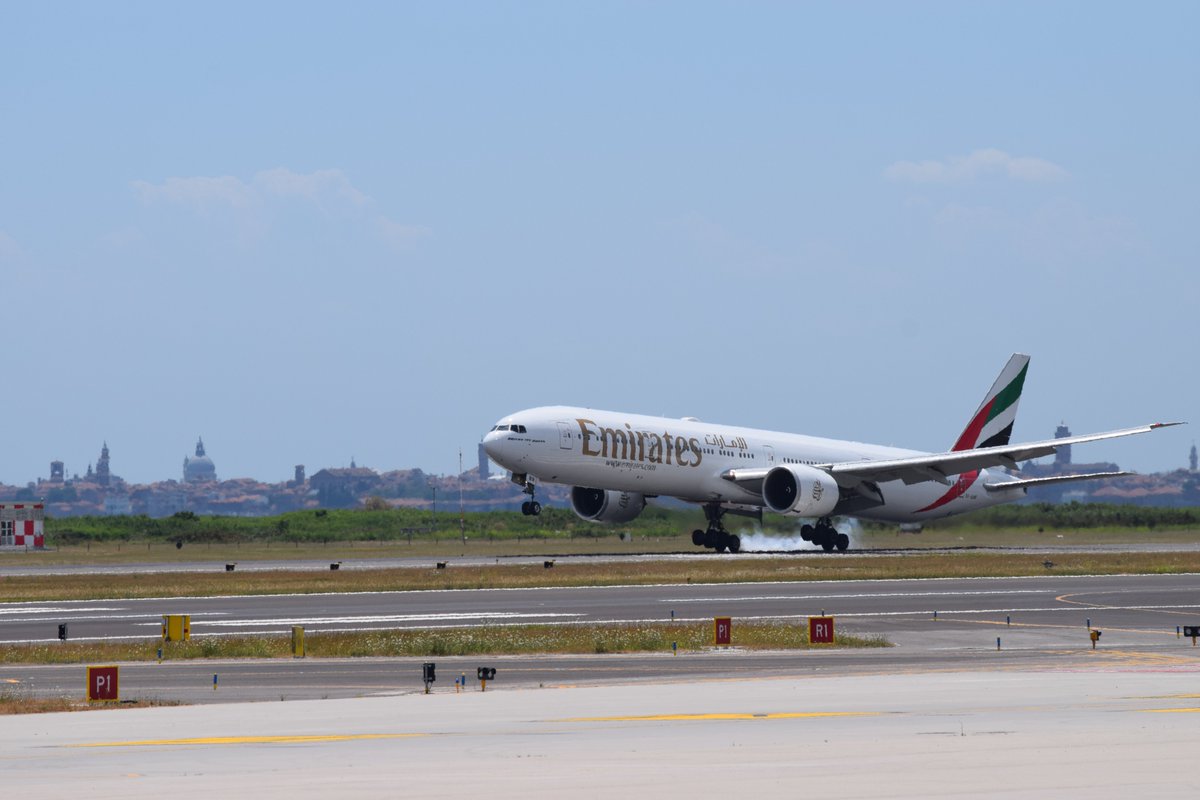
<box><xmin>183</xmin><ymin>438</ymin><xmax>217</xmax><ymax>483</ymax></box>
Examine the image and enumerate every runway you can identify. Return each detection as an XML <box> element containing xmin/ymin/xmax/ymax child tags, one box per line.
<box><xmin>4</xmin><ymin>540</ymin><xmax>1200</xmax><ymax>577</ymax></box>
<box><xmin>4</xmin><ymin>572</ymin><xmax>1200</xmax><ymax>797</ymax></box>
<box><xmin>4</xmin><ymin>573</ymin><xmax>1200</xmax><ymax>704</ymax></box>
<box><xmin>3</xmin><ymin>572</ymin><xmax>1199</xmax><ymax>647</ymax></box>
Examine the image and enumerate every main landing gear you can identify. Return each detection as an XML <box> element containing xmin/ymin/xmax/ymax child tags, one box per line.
<box><xmin>800</xmin><ymin>518</ymin><xmax>849</xmax><ymax>552</ymax></box>
<box><xmin>517</xmin><ymin>475</ymin><xmax>542</xmax><ymax>516</ymax></box>
<box><xmin>691</xmin><ymin>503</ymin><xmax>741</xmax><ymax>554</ymax></box>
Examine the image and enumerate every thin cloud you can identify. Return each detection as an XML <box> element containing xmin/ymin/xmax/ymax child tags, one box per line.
<box><xmin>133</xmin><ymin>174</ymin><xmax>257</xmax><ymax>209</ymax></box>
<box><xmin>131</xmin><ymin>168</ymin><xmax>427</xmax><ymax>246</ymax></box>
<box><xmin>255</xmin><ymin>168</ymin><xmax>369</xmax><ymax>206</ymax></box>
<box><xmin>885</xmin><ymin>148</ymin><xmax>1068</xmax><ymax>184</ymax></box>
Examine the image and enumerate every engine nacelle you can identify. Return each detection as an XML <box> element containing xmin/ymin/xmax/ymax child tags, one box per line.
<box><xmin>762</xmin><ymin>464</ymin><xmax>839</xmax><ymax>518</ymax></box>
<box><xmin>570</xmin><ymin>487</ymin><xmax>646</xmax><ymax>523</ymax></box>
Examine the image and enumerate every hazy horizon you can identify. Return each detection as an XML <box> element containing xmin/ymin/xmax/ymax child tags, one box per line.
<box><xmin>3</xmin><ymin>3</ymin><xmax>1195</xmax><ymax>485</ymax></box>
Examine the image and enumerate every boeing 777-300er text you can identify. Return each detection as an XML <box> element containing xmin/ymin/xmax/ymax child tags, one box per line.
<box><xmin>481</xmin><ymin>354</ymin><xmax>1181</xmax><ymax>553</ymax></box>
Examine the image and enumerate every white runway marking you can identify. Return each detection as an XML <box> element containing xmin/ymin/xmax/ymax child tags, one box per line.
<box><xmin>663</xmin><ymin>589</ymin><xmax>1055</xmax><ymax>603</ymax></box>
<box><xmin>141</xmin><ymin>611</ymin><xmax>586</xmax><ymax>628</ymax></box>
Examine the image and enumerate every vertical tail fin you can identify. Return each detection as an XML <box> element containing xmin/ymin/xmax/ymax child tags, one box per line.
<box><xmin>951</xmin><ymin>354</ymin><xmax>1030</xmax><ymax>451</ymax></box>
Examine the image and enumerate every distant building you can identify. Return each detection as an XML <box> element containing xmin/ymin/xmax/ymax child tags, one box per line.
<box><xmin>0</xmin><ymin>503</ymin><xmax>44</xmax><ymax>547</ymax></box>
<box><xmin>310</xmin><ymin>467</ymin><xmax>381</xmax><ymax>508</ymax></box>
<box><xmin>1054</xmin><ymin>424</ymin><xmax>1071</xmax><ymax>465</ymax></box>
<box><xmin>183</xmin><ymin>438</ymin><xmax>217</xmax><ymax>483</ymax></box>
<box><xmin>103</xmin><ymin>494</ymin><xmax>132</xmax><ymax>516</ymax></box>
<box><xmin>477</xmin><ymin>443</ymin><xmax>491</xmax><ymax>480</ymax></box>
<box><xmin>289</xmin><ymin>464</ymin><xmax>306</xmax><ymax>488</ymax></box>
<box><xmin>49</xmin><ymin>461</ymin><xmax>64</xmax><ymax>483</ymax></box>
<box><xmin>96</xmin><ymin>442</ymin><xmax>112</xmax><ymax>487</ymax></box>
<box><xmin>1191</xmin><ymin>443</ymin><xmax>1197</xmax><ymax>473</ymax></box>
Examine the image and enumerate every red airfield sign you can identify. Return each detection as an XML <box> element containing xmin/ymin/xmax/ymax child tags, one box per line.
<box><xmin>809</xmin><ymin>616</ymin><xmax>835</xmax><ymax>644</ymax></box>
<box><xmin>87</xmin><ymin>665</ymin><xmax>119</xmax><ymax>702</ymax></box>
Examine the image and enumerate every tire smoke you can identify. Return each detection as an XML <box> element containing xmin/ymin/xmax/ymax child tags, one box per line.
<box><xmin>735</xmin><ymin>518</ymin><xmax>861</xmax><ymax>552</ymax></box>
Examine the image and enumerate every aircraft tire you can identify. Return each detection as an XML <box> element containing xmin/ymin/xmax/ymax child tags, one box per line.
<box><xmin>692</xmin><ymin>529</ymin><xmax>705</xmax><ymax>547</ymax></box>
<box><xmin>520</xmin><ymin>501</ymin><xmax>531</xmax><ymax>516</ymax></box>
<box><xmin>727</xmin><ymin>534</ymin><xmax>741</xmax><ymax>554</ymax></box>
<box><xmin>530</xmin><ymin>501</ymin><xmax>542</xmax><ymax>516</ymax></box>
<box><xmin>800</xmin><ymin>524</ymin><xmax>814</xmax><ymax>542</ymax></box>
<box><xmin>836</xmin><ymin>533</ymin><xmax>849</xmax><ymax>552</ymax></box>
<box><xmin>821</xmin><ymin>539</ymin><xmax>835</xmax><ymax>552</ymax></box>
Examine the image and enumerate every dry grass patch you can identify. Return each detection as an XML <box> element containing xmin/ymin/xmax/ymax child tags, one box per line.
<box><xmin>0</xmin><ymin>622</ymin><xmax>888</xmax><ymax>665</ymax></box>
<box><xmin>0</xmin><ymin>685</ymin><xmax>176</xmax><ymax>715</ymax></box>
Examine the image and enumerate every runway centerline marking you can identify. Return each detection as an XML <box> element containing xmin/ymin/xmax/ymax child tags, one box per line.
<box><xmin>556</xmin><ymin>711</ymin><xmax>880</xmax><ymax>722</ymax></box>
<box><xmin>69</xmin><ymin>733</ymin><xmax>428</xmax><ymax>748</ymax></box>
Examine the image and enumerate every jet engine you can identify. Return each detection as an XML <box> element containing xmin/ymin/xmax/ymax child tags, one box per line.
<box><xmin>570</xmin><ymin>487</ymin><xmax>646</xmax><ymax>523</ymax></box>
<box><xmin>762</xmin><ymin>464</ymin><xmax>839</xmax><ymax>518</ymax></box>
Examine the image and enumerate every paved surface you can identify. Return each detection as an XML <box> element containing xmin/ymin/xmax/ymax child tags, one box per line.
<box><xmin>4</xmin><ymin>572</ymin><xmax>1200</xmax><ymax>797</ymax></box>
<box><xmin>4</xmin><ymin>541</ymin><xmax>1200</xmax><ymax>576</ymax></box>
<box><xmin>4</xmin><ymin>573</ymin><xmax>1200</xmax><ymax>704</ymax></box>
<box><xmin>3</xmin><ymin>573</ymin><xmax>1199</xmax><ymax>647</ymax></box>
<box><xmin>4</xmin><ymin>667</ymin><xmax>1200</xmax><ymax>798</ymax></box>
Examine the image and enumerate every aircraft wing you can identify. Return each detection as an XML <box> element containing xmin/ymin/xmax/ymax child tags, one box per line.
<box><xmin>822</xmin><ymin>422</ymin><xmax>1182</xmax><ymax>488</ymax></box>
<box><xmin>982</xmin><ymin>471</ymin><xmax>1134</xmax><ymax>492</ymax></box>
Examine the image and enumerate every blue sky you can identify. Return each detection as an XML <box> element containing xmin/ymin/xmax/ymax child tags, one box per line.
<box><xmin>2</xmin><ymin>2</ymin><xmax>1196</xmax><ymax>485</ymax></box>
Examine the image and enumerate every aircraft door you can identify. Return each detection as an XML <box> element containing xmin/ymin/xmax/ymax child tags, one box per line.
<box><xmin>557</xmin><ymin>422</ymin><xmax>574</xmax><ymax>450</ymax></box>
<box><xmin>761</xmin><ymin>444</ymin><xmax>775</xmax><ymax>466</ymax></box>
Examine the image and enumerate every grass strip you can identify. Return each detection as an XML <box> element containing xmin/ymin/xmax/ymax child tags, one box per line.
<box><xmin>0</xmin><ymin>622</ymin><xmax>889</xmax><ymax>665</ymax></box>
<box><xmin>2</xmin><ymin>551</ymin><xmax>1200</xmax><ymax>603</ymax></box>
<box><xmin>0</xmin><ymin>687</ymin><xmax>176</xmax><ymax>715</ymax></box>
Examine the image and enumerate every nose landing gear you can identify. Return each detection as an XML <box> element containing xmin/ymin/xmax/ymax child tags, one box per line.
<box><xmin>517</xmin><ymin>475</ymin><xmax>542</xmax><ymax>516</ymax></box>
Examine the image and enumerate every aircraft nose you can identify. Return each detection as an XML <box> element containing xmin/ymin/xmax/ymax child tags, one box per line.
<box><xmin>482</xmin><ymin>430</ymin><xmax>504</xmax><ymax>462</ymax></box>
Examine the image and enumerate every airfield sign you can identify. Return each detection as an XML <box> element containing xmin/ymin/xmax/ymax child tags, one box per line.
<box><xmin>714</xmin><ymin>617</ymin><xmax>732</xmax><ymax>646</ymax></box>
<box><xmin>86</xmin><ymin>665</ymin><xmax>119</xmax><ymax>702</ymax></box>
<box><xmin>809</xmin><ymin>616</ymin><xmax>835</xmax><ymax>644</ymax></box>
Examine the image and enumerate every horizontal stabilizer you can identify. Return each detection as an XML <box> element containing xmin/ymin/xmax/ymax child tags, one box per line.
<box><xmin>983</xmin><ymin>471</ymin><xmax>1134</xmax><ymax>492</ymax></box>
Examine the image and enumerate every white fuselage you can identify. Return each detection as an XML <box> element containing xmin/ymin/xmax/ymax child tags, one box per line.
<box><xmin>482</xmin><ymin>406</ymin><xmax>1024</xmax><ymax>523</ymax></box>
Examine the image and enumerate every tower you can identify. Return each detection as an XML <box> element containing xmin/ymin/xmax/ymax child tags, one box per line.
<box><xmin>1054</xmin><ymin>423</ymin><xmax>1071</xmax><ymax>466</ymax></box>
<box><xmin>1190</xmin><ymin>443</ymin><xmax>1197</xmax><ymax>472</ymax></box>
<box><xmin>96</xmin><ymin>442</ymin><xmax>111</xmax><ymax>487</ymax></box>
<box><xmin>49</xmin><ymin>461</ymin><xmax>64</xmax><ymax>483</ymax></box>
<box><xmin>477</xmin><ymin>443</ymin><xmax>491</xmax><ymax>480</ymax></box>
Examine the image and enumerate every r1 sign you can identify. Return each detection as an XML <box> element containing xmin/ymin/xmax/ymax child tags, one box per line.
<box><xmin>714</xmin><ymin>617</ymin><xmax>732</xmax><ymax>646</ymax></box>
<box><xmin>87</xmin><ymin>665</ymin><xmax>119</xmax><ymax>702</ymax></box>
<box><xmin>809</xmin><ymin>616</ymin><xmax>835</xmax><ymax>644</ymax></box>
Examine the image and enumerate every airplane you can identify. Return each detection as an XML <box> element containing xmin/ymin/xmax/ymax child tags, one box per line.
<box><xmin>481</xmin><ymin>354</ymin><xmax>1181</xmax><ymax>553</ymax></box>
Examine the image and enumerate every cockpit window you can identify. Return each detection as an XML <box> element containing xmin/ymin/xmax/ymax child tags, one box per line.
<box><xmin>513</xmin><ymin>425</ymin><xmax>527</xmax><ymax>433</ymax></box>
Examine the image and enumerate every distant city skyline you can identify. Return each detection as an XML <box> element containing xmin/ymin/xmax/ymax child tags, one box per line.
<box><xmin>3</xmin><ymin>3</ymin><xmax>1195</xmax><ymax>485</ymax></box>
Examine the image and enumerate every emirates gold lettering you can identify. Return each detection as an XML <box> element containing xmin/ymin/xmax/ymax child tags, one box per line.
<box><xmin>575</xmin><ymin>418</ymin><xmax>704</xmax><ymax>468</ymax></box>
<box><xmin>578</xmin><ymin>418</ymin><xmax>600</xmax><ymax>456</ymax></box>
